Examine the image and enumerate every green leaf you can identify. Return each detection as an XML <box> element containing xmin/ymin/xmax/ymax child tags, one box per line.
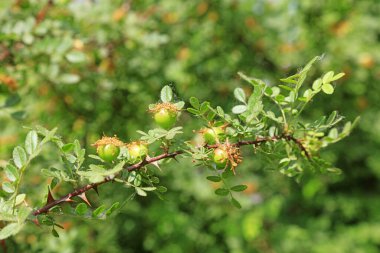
<box><xmin>25</xmin><ymin>130</ymin><xmax>38</xmax><ymax>155</ymax></box>
<box><xmin>230</xmin><ymin>197</ymin><xmax>242</xmax><ymax>209</ymax></box>
<box><xmin>238</xmin><ymin>72</ymin><xmax>265</xmax><ymax>87</ymax></box>
<box><xmin>2</xmin><ymin>182</ymin><xmax>15</xmax><ymax>193</ymax></box>
<box><xmin>328</xmin><ymin>128</ymin><xmax>338</xmax><ymax>139</ymax></box>
<box><xmin>200</xmin><ymin>102</ymin><xmax>210</xmax><ymax>114</ymax></box>
<box><xmin>75</xmin><ymin>203</ymin><xmax>88</xmax><ymax>215</ymax></box>
<box><xmin>321</xmin><ymin>83</ymin><xmax>334</xmax><ymax>94</ymax></box>
<box><xmin>312</xmin><ymin>78</ymin><xmax>322</xmax><ymax>91</ymax></box>
<box><xmin>189</xmin><ymin>97</ymin><xmax>200</xmax><ymax>109</ymax></box>
<box><xmin>215</xmin><ymin>188</ymin><xmax>229</xmax><ymax>196</ymax></box>
<box><xmin>303</xmin><ymin>89</ymin><xmax>313</xmax><ymax>100</ymax></box>
<box><xmin>50</xmin><ymin>178</ymin><xmax>59</xmax><ymax>189</ymax></box>
<box><xmin>216</xmin><ymin>106</ymin><xmax>224</xmax><ymax>116</ymax></box>
<box><xmin>322</xmin><ymin>71</ymin><xmax>334</xmax><ymax>84</ymax></box>
<box><xmin>174</xmin><ymin>101</ymin><xmax>185</xmax><ymax>110</ymax></box>
<box><xmin>4</xmin><ymin>164</ymin><xmax>19</xmax><ymax>182</ymax></box>
<box><xmin>234</xmin><ymin>88</ymin><xmax>246</xmax><ymax>103</ymax></box>
<box><xmin>51</xmin><ymin>228</ymin><xmax>59</xmax><ymax>238</ymax></box>
<box><xmin>106</xmin><ymin>202</ymin><xmax>120</xmax><ymax>216</ymax></box>
<box><xmin>278</xmin><ymin>85</ymin><xmax>294</xmax><ymax>91</ymax></box>
<box><xmin>11</xmin><ymin>111</ymin><xmax>26</xmax><ymax>121</ymax></box>
<box><xmin>232</xmin><ymin>105</ymin><xmax>247</xmax><ymax>114</ymax></box>
<box><xmin>134</xmin><ymin>174</ymin><xmax>142</xmax><ymax>186</ymax></box>
<box><xmin>231</xmin><ymin>184</ymin><xmax>248</xmax><ymax>192</ymax></box>
<box><xmin>157</xmin><ymin>186</ymin><xmax>167</xmax><ymax>193</ymax></box>
<box><xmin>92</xmin><ymin>205</ymin><xmax>106</xmax><ymax>218</ymax></box>
<box><xmin>4</xmin><ymin>93</ymin><xmax>21</xmax><ymax>107</ymax></box>
<box><xmin>62</xmin><ymin>143</ymin><xmax>75</xmax><ymax>153</ymax></box>
<box><xmin>0</xmin><ymin>223</ymin><xmax>23</xmax><ymax>240</ymax></box>
<box><xmin>187</xmin><ymin>108</ymin><xmax>199</xmax><ymax>115</ymax></box>
<box><xmin>135</xmin><ymin>187</ymin><xmax>147</xmax><ymax>196</ymax></box>
<box><xmin>160</xmin><ymin>85</ymin><xmax>173</xmax><ymax>102</ymax></box>
<box><xmin>59</xmin><ymin>73</ymin><xmax>80</xmax><ymax>84</ymax></box>
<box><xmin>326</xmin><ymin>168</ymin><xmax>342</xmax><ymax>174</ymax></box>
<box><xmin>326</xmin><ymin>111</ymin><xmax>338</xmax><ymax>125</ymax></box>
<box><xmin>65</xmin><ymin>51</ymin><xmax>86</xmax><ymax>63</ymax></box>
<box><xmin>331</xmin><ymin>72</ymin><xmax>345</xmax><ymax>81</ymax></box>
<box><xmin>13</xmin><ymin>146</ymin><xmax>27</xmax><ymax>169</ymax></box>
<box><xmin>343</xmin><ymin>122</ymin><xmax>352</xmax><ymax>134</ymax></box>
<box><xmin>15</xmin><ymin>194</ymin><xmax>26</xmax><ymax>206</ymax></box>
<box><xmin>206</xmin><ymin>176</ymin><xmax>221</xmax><ymax>182</ymax></box>
<box><xmin>141</xmin><ymin>187</ymin><xmax>156</xmax><ymax>191</ymax></box>
<box><xmin>0</xmin><ymin>213</ymin><xmax>17</xmax><ymax>222</ymax></box>
<box><xmin>296</xmin><ymin>55</ymin><xmax>322</xmax><ymax>90</ymax></box>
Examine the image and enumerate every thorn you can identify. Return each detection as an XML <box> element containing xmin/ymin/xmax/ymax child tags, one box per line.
<box><xmin>78</xmin><ymin>192</ymin><xmax>91</xmax><ymax>206</ymax></box>
<box><xmin>65</xmin><ymin>198</ymin><xmax>74</xmax><ymax>202</ymax></box>
<box><xmin>46</xmin><ymin>187</ymin><xmax>55</xmax><ymax>205</ymax></box>
<box><xmin>172</xmin><ymin>157</ymin><xmax>180</xmax><ymax>163</ymax></box>
<box><xmin>150</xmin><ymin>161</ymin><xmax>162</xmax><ymax>171</ymax></box>
<box><xmin>33</xmin><ymin>218</ymin><xmax>40</xmax><ymax>226</ymax></box>
<box><xmin>93</xmin><ymin>185</ymin><xmax>99</xmax><ymax>196</ymax></box>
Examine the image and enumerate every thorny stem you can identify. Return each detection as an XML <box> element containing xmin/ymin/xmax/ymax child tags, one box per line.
<box><xmin>32</xmin><ymin>134</ymin><xmax>310</xmax><ymax>216</ymax></box>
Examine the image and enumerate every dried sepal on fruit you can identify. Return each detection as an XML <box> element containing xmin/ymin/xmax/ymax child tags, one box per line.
<box><xmin>92</xmin><ymin>136</ymin><xmax>124</xmax><ymax>163</ymax></box>
<box><xmin>212</xmin><ymin>141</ymin><xmax>242</xmax><ymax>174</ymax></box>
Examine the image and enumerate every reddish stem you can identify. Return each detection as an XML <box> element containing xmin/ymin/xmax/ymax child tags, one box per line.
<box><xmin>32</xmin><ymin>135</ymin><xmax>309</xmax><ymax>216</ymax></box>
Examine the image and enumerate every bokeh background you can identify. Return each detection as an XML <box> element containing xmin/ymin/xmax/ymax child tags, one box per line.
<box><xmin>0</xmin><ymin>0</ymin><xmax>379</xmax><ymax>252</ymax></box>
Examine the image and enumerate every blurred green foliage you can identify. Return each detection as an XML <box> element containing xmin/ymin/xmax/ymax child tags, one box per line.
<box><xmin>0</xmin><ymin>0</ymin><xmax>379</xmax><ymax>252</ymax></box>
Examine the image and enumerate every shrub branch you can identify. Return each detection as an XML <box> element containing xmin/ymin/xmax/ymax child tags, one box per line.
<box><xmin>32</xmin><ymin>134</ymin><xmax>309</xmax><ymax>216</ymax></box>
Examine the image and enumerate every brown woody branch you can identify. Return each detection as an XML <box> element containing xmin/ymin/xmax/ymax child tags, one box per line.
<box><xmin>32</xmin><ymin>135</ymin><xmax>310</xmax><ymax>216</ymax></box>
<box><xmin>32</xmin><ymin>151</ymin><xmax>183</xmax><ymax>216</ymax></box>
<box><xmin>35</xmin><ymin>0</ymin><xmax>54</xmax><ymax>25</ymax></box>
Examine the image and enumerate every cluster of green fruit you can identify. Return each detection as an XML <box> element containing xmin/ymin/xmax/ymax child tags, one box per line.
<box><xmin>93</xmin><ymin>101</ymin><xmax>233</xmax><ymax>170</ymax></box>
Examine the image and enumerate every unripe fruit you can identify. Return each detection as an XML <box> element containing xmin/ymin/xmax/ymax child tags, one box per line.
<box><xmin>213</xmin><ymin>148</ymin><xmax>228</xmax><ymax>169</ymax></box>
<box><xmin>154</xmin><ymin>108</ymin><xmax>177</xmax><ymax>129</ymax></box>
<box><xmin>92</xmin><ymin>136</ymin><xmax>124</xmax><ymax>163</ymax></box>
<box><xmin>150</xmin><ymin>103</ymin><xmax>179</xmax><ymax>130</ymax></box>
<box><xmin>203</xmin><ymin>126</ymin><xmax>225</xmax><ymax>144</ymax></box>
<box><xmin>128</xmin><ymin>142</ymin><xmax>148</xmax><ymax>161</ymax></box>
<box><xmin>97</xmin><ymin>144</ymin><xmax>120</xmax><ymax>163</ymax></box>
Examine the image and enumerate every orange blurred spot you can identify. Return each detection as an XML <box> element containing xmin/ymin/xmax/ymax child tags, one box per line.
<box><xmin>358</xmin><ymin>53</ymin><xmax>375</xmax><ymax>69</ymax></box>
<box><xmin>73</xmin><ymin>39</ymin><xmax>84</xmax><ymax>50</ymax></box>
<box><xmin>64</xmin><ymin>95</ymin><xmax>74</xmax><ymax>105</ymax></box>
<box><xmin>254</xmin><ymin>39</ymin><xmax>265</xmax><ymax>51</ymax></box>
<box><xmin>30</xmin><ymin>175</ymin><xmax>42</xmax><ymax>185</ymax></box>
<box><xmin>163</xmin><ymin>12</ymin><xmax>178</xmax><ymax>24</ymax></box>
<box><xmin>0</xmin><ymin>135</ymin><xmax>18</xmax><ymax>146</ymax></box>
<box><xmin>73</xmin><ymin>117</ymin><xmax>85</xmax><ymax>131</ymax></box>
<box><xmin>245</xmin><ymin>17</ymin><xmax>256</xmax><ymax>28</ymax></box>
<box><xmin>99</xmin><ymin>59</ymin><xmax>114</xmax><ymax>73</ymax></box>
<box><xmin>331</xmin><ymin>20</ymin><xmax>350</xmax><ymax>37</ymax></box>
<box><xmin>38</xmin><ymin>84</ymin><xmax>50</xmax><ymax>96</ymax></box>
<box><xmin>26</xmin><ymin>235</ymin><xmax>37</xmax><ymax>244</ymax></box>
<box><xmin>62</xmin><ymin>221</ymin><xmax>73</xmax><ymax>230</ymax></box>
<box><xmin>112</xmin><ymin>7</ymin><xmax>127</xmax><ymax>21</ymax></box>
<box><xmin>197</xmin><ymin>2</ymin><xmax>208</xmax><ymax>15</ymax></box>
<box><xmin>210</xmin><ymin>182</ymin><xmax>222</xmax><ymax>189</ymax></box>
<box><xmin>243</xmin><ymin>182</ymin><xmax>257</xmax><ymax>195</ymax></box>
<box><xmin>177</xmin><ymin>47</ymin><xmax>190</xmax><ymax>60</ymax></box>
<box><xmin>208</xmin><ymin>11</ymin><xmax>219</xmax><ymax>22</ymax></box>
<box><xmin>279</xmin><ymin>43</ymin><xmax>297</xmax><ymax>53</ymax></box>
<box><xmin>356</xmin><ymin>96</ymin><xmax>368</xmax><ymax>111</ymax></box>
<box><xmin>0</xmin><ymin>74</ymin><xmax>18</xmax><ymax>91</ymax></box>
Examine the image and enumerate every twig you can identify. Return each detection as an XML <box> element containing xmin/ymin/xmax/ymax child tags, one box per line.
<box><xmin>35</xmin><ymin>0</ymin><xmax>53</xmax><ymax>25</ymax></box>
<box><xmin>32</xmin><ymin>135</ymin><xmax>309</xmax><ymax>216</ymax></box>
<box><xmin>33</xmin><ymin>151</ymin><xmax>183</xmax><ymax>216</ymax></box>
